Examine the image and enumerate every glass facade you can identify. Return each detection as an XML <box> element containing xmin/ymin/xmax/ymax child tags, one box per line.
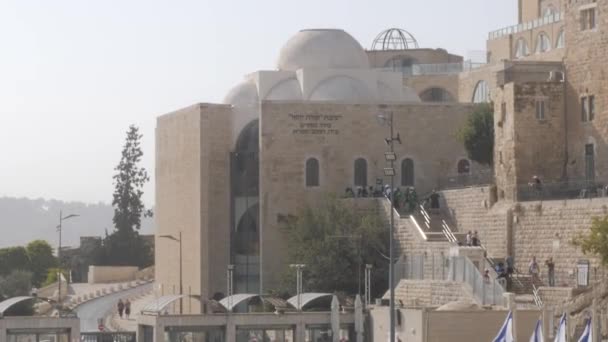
<box><xmin>236</xmin><ymin>326</ymin><xmax>294</xmax><ymax>342</ymax></box>
<box><xmin>7</xmin><ymin>329</ymin><xmax>70</xmax><ymax>342</ymax></box>
<box><xmin>231</xmin><ymin>120</ymin><xmax>260</xmax><ymax>293</ymax></box>
<box><xmin>165</xmin><ymin>327</ymin><xmax>225</xmax><ymax>342</ymax></box>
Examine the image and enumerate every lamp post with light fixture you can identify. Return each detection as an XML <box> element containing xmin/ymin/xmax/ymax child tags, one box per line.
<box><xmin>378</xmin><ymin>112</ymin><xmax>401</xmax><ymax>342</ymax></box>
<box><xmin>159</xmin><ymin>232</ymin><xmax>183</xmax><ymax>314</ymax></box>
<box><xmin>56</xmin><ymin>211</ymin><xmax>79</xmax><ymax>304</ymax></box>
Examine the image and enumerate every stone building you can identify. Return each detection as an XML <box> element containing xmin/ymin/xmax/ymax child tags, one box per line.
<box><xmin>156</xmin><ymin>0</ymin><xmax>608</xmax><ymax>316</ymax></box>
<box><xmin>155</xmin><ymin>28</ymin><xmax>487</xmax><ymax>311</ymax></box>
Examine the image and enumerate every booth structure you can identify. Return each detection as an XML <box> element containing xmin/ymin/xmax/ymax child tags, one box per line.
<box><xmin>0</xmin><ymin>297</ymin><xmax>80</xmax><ymax>342</ymax></box>
<box><xmin>136</xmin><ymin>294</ymin><xmax>365</xmax><ymax>342</ymax></box>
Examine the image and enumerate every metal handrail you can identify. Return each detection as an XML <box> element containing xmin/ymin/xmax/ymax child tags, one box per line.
<box><xmin>532</xmin><ymin>284</ymin><xmax>543</xmax><ymax>308</ymax></box>
<box><xmin>441</xmin><ymin>220</ymin><xmax>458</xmax><ymax>244</ymax></box>
<box><xmin>488</xmin><ymin>12</ymin><xmax>563</xmax><ymax>40</ymax></box>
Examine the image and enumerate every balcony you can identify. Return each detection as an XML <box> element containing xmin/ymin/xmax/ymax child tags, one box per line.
<box><xmin>377</xmin><ymin>61</ymin><xmax>486</xmax><ymax>77</ymax></box>
<box><xmin>489</xmin><ymin>12</ymin><xmax>563</xmax><ymax>40</ymax></box>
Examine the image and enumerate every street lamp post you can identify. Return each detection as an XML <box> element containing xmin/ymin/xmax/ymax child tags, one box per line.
<box><xmin>159</xmin><ymin>232</ymin><xmax>183</xmax><ymax>314</ymax></box>
<box><xmin>378</xmin><ymin>112</ymin><xmax>401</xmax><ymax>342</ymax></box>
<box><xmin>365</xmin><ymin>264</ymin><xmax>373</xmax><ymax>307</ymax></box>
<box><xmin>289</xmin><ymin>264</ymin><xmax>306</xmax><ymax>311</ymax></box>
<box><xmin>56</xmin><ymin>210</ymin><xmax>79</xmax><ymax>305</ymax></box>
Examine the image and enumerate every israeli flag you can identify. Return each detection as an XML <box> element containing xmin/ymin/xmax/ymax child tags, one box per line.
<box><xmin>493</xmin><ymin>311</ymin><xmax>514</xmax><ymax>342</ymax></box>
<box><xmin>554</xmin><ymin>313</ymin><xmax>567</xmax><ymax>342</ymax></box>
<box><xmin>530</xmin><ymin>319</ymin><xmax>544</xmax><ymax>342</ymax></box>
<box><xmin>577</xmin><ymin>318</ymin><xmax>592</xmax><ymax>342</ymax></box>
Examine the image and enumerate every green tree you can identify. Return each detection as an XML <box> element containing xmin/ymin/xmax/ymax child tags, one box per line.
<box><xmin>0</xmin><ymin>270</ymin><xmax>34</xmax><ymax>315</ymax></box>
<box><xmin>573</xmin><ymin>216</ymin><xmax>608</xmax><ymax>265</ymax></box>
<box><xmin>457</xmin><ymin>103</ymin><xmax>495</xmax><ymax>166</ymax></box>
<box><xmin>26</xmin><ymin>240</ymin><xmax>57</xmax><ymax>287</ymax></box>
<box><xmin>102</xmin><ymin>125</ymin><xmax>153</xmax><ymax>267</ymax></box>
<box><xmin>0</xmin><ymin>246</ymin><xmax>31</xmax><ymax>276</ymax></box>
<box><xmin>279</xmin><ymin>195</ymin><xmax>389</xmax><ymax>298</ymax></box>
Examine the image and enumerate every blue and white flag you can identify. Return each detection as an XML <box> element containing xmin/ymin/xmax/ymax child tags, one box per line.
<box><xmin>577</xmin><ymin>318</ymin><xmax>592</xmax><ymax>342</ymax></box>
<box><xmin>554</xmin><ymin>313</ymin><xmax>567</xmax><ymax>342</ymax></box>
<box><xmin>530</xmin><ymin>318</ymin><xmax>544</xmax><ymax>342</ymax></box>
<box><xmin>493</xmin><ymin>311</ymin><xmax>514</xmax><ymax>342</ymax></box>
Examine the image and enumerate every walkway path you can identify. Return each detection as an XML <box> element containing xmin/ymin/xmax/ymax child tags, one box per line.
<box><xmin>75</xmin><ymin>283</ymin><xmax>153</xmax><ymax>332</ymax></box>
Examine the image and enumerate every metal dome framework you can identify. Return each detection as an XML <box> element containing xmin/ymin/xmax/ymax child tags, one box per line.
<box><xmin>371</xmin><ymin>28</ymin><xmax>419</xmax><ymax>50</ymax></box>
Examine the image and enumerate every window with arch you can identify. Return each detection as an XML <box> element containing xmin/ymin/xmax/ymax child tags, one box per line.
<box><xmin>556</xmin><ymin>29</ymin><xmax>565</xmax><ymax>48</ymax></box>
<box><xmin>535</xmin><ymin>33</ymin><xmax>551</xmax><ymax>53</ymax></box>
<box><xmin>515</xmin><ymin>38</ymin><xmax>529</xmax><ymax>59</ymax></box>
<box><xmin>305</xmin><ymin>158</ymin><xmax>320</xmax><ymax>187</ymax></box>
<box><xmin>419</xmin><ymin>87</ymin><xmax>454</xmax><ymax>102</ymax></box>
<box><xmin>401</xmin><ymin>158</ymin><xmax>414</xmax><ymax>186</ymax></box>
<box><xmin>457</xmin><ymin>159</ymin><xmax>471</xmax><ymax>174</ymax></box>
<box><xmin>472</xmin><ymin>81</ymin><xmax>490</xmax><ymax>103</ymax></box>
<box><xmin>354</xmin><ymin>158</ymin><xmax>368</xmax><ymax>187</ymax></box>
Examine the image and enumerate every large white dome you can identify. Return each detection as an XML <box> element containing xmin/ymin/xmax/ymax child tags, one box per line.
<box><xmin>223</xmin><ymin>80</ymin><xmax>259</xmax><ymax>107</ymax></box>
<box><xmin>277</xmin><ymin>29</ymin><xmax>370</xmax><ymax>71</ymax></box>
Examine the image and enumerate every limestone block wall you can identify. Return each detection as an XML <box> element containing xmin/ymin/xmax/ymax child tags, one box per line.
<box><xmin>88</xmin><ymin>266</ymin><xmax>138</xmax><ymax>284</ymax></box>
<box><xmin>512</xmin><ymin>198</ymin><xmax>607</xmax><ymax>287</ymax></box>
<box><xmin>388</xmin><ymin>279</ymin><xmax>472</xmax><ymax>307</ymax></box>
<box><xmin>440</xmin><ymin>187</ymin><xmax>511</xmax><ymax>258</ymax></box>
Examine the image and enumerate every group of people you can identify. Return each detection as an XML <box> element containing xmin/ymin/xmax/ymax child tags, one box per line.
<box><xmin>344</xmin><ymin>185</ymin><xmax>420</xmax><ymax>213</ymax></box>
<box><xmin>528</xmin><ymin>256</ymin><xmax>556</xmax><ymax>286</ymax></box>
<box><xmin>117</xmin><ymin>299</ymin><xmax>132</xmax><ymax>319</ymax></box>
<box><xmin>464</xmin><ymin>231</ymin><xmax>481</xmax><ymax>247</ymax></box>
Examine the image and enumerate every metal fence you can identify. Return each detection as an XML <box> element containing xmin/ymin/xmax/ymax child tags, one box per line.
<box><xmin>436</xmin><ymin>170</ymin><xmax>495</xmax><ymax>190</ymax></box>
<box><xmin>515</xmin><ymin>179</ymin><xmax>605</xmax><ymax>201</ymax></box>
<box><xmin>81</xmin><ymin>332</ymin><xmax>136</xmax><ymax>342</ymax></box>
<box><xmin>395</xmin><ymin>255</ymin><xmax>505</xmax><ymax>306</ymax></box>
<box><xmin>489</xmin><ymin>12</ymin><xmax>563</xmax><ymax>40</ymax></box>
<box><xmin>376</xmin><ymin>61</ymin><xmax>486</xmax><ymax>77</ymax></box>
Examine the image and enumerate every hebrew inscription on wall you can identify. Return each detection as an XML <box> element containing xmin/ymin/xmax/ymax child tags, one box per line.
<box><xmin>289</xmin><ymin>113</ymin><xmax>343</xmax><ymax>135</ymax></box>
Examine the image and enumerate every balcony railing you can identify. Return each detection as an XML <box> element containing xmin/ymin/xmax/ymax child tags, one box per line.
<box><xmin>515</xmin><ymin>179</ymin><xmax>605</xmax><ymax>202</ymax></box>
<box><xmin>489</xmin><ymin>12</ymin><xmax>563</xmax><ymax>40</ymax></box>
<box><xmin>377</xmin><ymin>61</ymin><xmax>486</xmax><ymax>77</ymax></box>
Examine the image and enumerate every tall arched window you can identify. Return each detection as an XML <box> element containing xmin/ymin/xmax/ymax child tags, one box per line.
<box><xmin>457</xmin><ymin>159</ymin><xmax>471</xmax><ymax>174</ymax></box>
<box><xmin>305</xmin><ymin>158</ymin><xmax>320</xmax><ymax>187</ymax></box>
<box><xmin>556</xmin><ymin>29</ymin><xmax>565</xmax><ymax>48</ymax></box>
<box><xmin>401</xmin><ymin>158</ymin><xmax>414</xmax><ymax>186</ymax></box>
<box><xmin>472</xmin><ymin>81</ymin><xmax>490</xmax><ymax>103</ymax></box>
<box><xmin>535</xmin><ymin>33</ymin><xmax>551</xmax><ymax>53</ymax></box>
<box><xmin>515</xmin><ymin>38</ymin><xmax>529</xmax><ymax>59</ymax></box>
<box><xmin>354</xmin><ymin>158</ymin><xmax>368</xmax><ymax>187</ymax></box>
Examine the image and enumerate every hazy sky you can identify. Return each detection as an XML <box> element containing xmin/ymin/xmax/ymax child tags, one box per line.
<box><xmin>0</xmin><ymin>0</ymin><xmax>516</xmax><ymax>205</ymax></box>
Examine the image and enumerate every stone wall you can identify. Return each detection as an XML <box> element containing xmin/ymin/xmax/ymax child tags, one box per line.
<box><xmin>88</xmin><ymin>266</ymin><xmax>138</xmax><ymax>284</ymax></box>
<box><xmin>388</xmin><ymin>279</ymin><xmax>472</xmax><ymax>307</ymax></box>
<box><xmin>513</xmin><ymin>197</ymin><xmax>607</xmax><ymax>287</ymax></box>
<box><xmin>440</xmin><ymin>186</ymin><xmax>511</xmax><ymax>258</ymax></box>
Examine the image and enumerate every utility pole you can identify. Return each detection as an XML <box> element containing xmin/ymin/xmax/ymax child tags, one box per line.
<box><xmin>56</xmin><ymin>210</ymin><xmax>79</xmax><ymax>306</ymax></box>
<box><xmin>290</xmin><ymin>264</ymin><xmax>306</xmax><ymax>310</ymax></box>
<box><xmin>159</xmin><ymin>232</ymin><xmax>183</xmax><ymax>313</ymax></box>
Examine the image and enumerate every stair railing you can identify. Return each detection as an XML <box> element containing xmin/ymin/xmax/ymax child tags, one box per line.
<box><xmin>532</xmin><ymin>283</ymin><xmax>543</xmax><ymax>307</ymax></box>
<box><xmin>419</xmin><ymin>204</ymin><xmax>431</xmax><ymax>230</ymax></box>
<box><xmin>441</xmin><ymin>219</ymin><xmax>458</xmax><ymax>244</ymax></box>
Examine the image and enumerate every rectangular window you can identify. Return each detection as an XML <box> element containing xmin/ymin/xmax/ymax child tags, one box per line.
<box><xmin>581</xmin><ymin>95</ymin><xmax>595</xmax><ymax>122</ymax></box>
<box><xmin>581</xmin><ymin>8</ymin><xmax>597</xmax><ymax>30</ymax></box>
<box><xmin>535</xmin><ymin>99</ymin><xmax>546</xmax><ymax>121</ymax></box>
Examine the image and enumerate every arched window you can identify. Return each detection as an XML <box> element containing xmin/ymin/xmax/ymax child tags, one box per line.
<box><xmin>535</xmin><ymin>33</ymin><xmax>551</xmax><ymax>53</ymax></box>
<box><xmin>472</xmin><ymin>81</ymin><xmax>490</xmax><ymax>103</ymax></box>
<box><xmin>305</xmin><ymin>158</ymin><xmax>320</xmax><ymax>187</ymax></box>
<box><xmin>419</xmin><ymin>87</ymin><xmax>454</xmax><ymax>102</ymax></box>
<box><xmin>457</xmin><ymin>159</ymin><xmax>471</xmax><ymax>174</ymax></box>
<box><xmin>354</xmin><ymin>158</ymin><xmax>368</xmax><ymax>187</ymax></box>
<box><xmin>401</xmin><ymin>158</ymin><xmax>414</xmax><ymax>186</ymax></box>
<box><xmin>515</xmin><ymin>38</ymin><xmax>529</xmax><ymax>59</ymax></box>
<box><xmin>235</xmin><ymin>204</ymin><xmax>259</xmax><ymax>256</ymax></box>
<box><xmin>556</xmin><ymin>29</ymin><xmax>565</xmax><ymax>49</ymax></box>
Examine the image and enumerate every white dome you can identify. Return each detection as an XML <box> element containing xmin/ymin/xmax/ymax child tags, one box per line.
<box><xmin>264</xmin><ymin>78</ymin><xmax>303</xmax><ymax>100</ymax></box>
<box><xmin>309</xmin><ymin>75</ymin><xmax>373</xmax><ymax>102</ymax></box>
<box><xmin>277</xmin><ymin>29</ymin><xmax>370</xmax><ymax>71</ymax></box>
<box><xmin>223</xmin><ymin>80</ymin><xmax>259</xmax><ymax>107</ymax></box>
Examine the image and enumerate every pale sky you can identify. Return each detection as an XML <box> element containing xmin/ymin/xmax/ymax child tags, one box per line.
<box><xmin>0</xmin><ymin>0</ymin><xmax>516</xmax><ymax>205</ymax></box>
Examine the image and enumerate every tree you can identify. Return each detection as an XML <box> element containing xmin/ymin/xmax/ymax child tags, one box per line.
<box><xmin>26</xmin><ymin>240</ymin><xmax>57</xmax><ymax>287</ymax></box>
<box><xmin>278</xmin><ymin>195</ymin><xmax>389</xmax><ymax>298</ymax></box>
<box><xmin>0</xmin><ymin>246</ymin><xmax>31</xmax><ymax>276</ymax></box>
<box><xmin>102</xmin><ymin>125</ymin><xmax>153</xmax><ymax>267</ymax></box>
<box><xmin>457</xmin><ymin>103</ymin><xmax>494</xmax><ymax>167</ymax></box>
<box><xmin>572</xmin><ymin>216</ymin><xmax>608</xmax><ymax>265</ymax></box>
<box><xmin>0</xmin><ymin>270</ymin><xmax>34</xmax><ymax>316</ymax></box>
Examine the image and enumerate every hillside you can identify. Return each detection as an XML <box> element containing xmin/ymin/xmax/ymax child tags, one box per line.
<box><xmin>0</xmin><ymin>197</ymin><xmax>155</xmax><ymax>248</ymax></box>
